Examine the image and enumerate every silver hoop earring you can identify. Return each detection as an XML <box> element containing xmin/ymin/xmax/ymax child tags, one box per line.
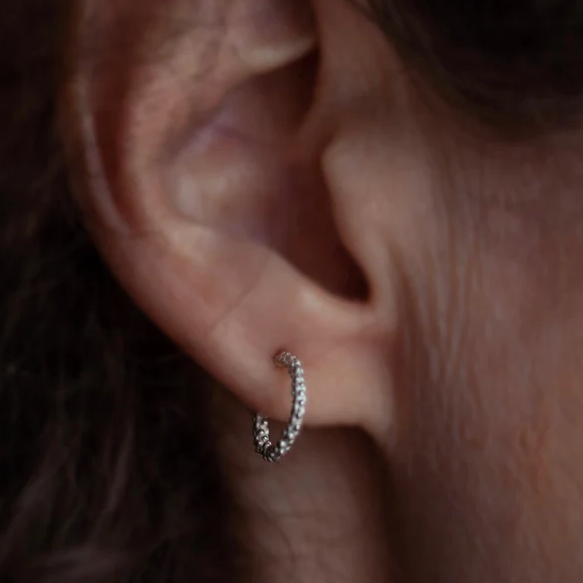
<box><xmin>253</xmin><ymin>350</ymin><xmax>307</xmax><ymax>463</ymax></box>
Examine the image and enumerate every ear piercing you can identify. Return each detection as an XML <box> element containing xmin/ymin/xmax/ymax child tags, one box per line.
<box><xmin>253</xmin><ymin>351</ymin><xmax>307</xmax><ymax>463</ymax></box>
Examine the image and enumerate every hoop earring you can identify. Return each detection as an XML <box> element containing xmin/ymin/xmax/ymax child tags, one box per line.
<box><xmin>253</xmin><ymin>350</ymin><xmax>307</xmax><ymax>463</ymax></box>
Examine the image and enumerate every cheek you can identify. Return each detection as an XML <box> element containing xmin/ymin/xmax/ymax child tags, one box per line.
<box><xmin>389</xmin><ymin>215</ymin><xmax>583</xmax><ymax>582</ymax></box>
<box><xmin>391</xmin><ymin>342</ymin><xmax>583</xmax><ymax>581</ymax></box>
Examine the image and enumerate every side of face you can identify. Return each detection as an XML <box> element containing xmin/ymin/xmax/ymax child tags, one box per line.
<box><xmin>63</xmin><ymin>0</ymin><xmax>583</xmax><ymax>580</ymax></box>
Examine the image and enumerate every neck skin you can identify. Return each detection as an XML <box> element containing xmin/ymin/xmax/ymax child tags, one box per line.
<box><xmin>212</xmin><ymin>387</ymin><xmax>393</xmax><ymax>583</ymax></box>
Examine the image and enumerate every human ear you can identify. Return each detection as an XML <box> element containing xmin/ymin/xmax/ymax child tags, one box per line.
<box><xmin>62</xmin><ymin>0</ymin><xmax>401</xmax><ymax>440</ymax></box>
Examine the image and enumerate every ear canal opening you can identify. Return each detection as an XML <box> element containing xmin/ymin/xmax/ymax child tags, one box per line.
<box><xmin>284</xmin><ymin>164</ymin><xmax>371</xmax><ymax>303</ymax></box>
<box><xmin>277</xmin><ymin>51</ymin><xmax>371</xmax><ymax>304</ymax></box>
<box><xmin>242</xmin><ymin>44</ymin><xmax>372</xmax><ymax>304</ymax></box>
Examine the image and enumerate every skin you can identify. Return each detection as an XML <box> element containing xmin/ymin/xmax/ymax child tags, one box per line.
<box><xmin>63</xmin><ymin>0</ymin><xmax>583</xmax><ymax>580</ymax></box>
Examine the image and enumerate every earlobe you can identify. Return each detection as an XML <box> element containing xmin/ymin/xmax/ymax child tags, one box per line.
<box><xmin>64</xmin><ymin>0</ymin><xmax>401</xmax><ymax>442</ymax></box>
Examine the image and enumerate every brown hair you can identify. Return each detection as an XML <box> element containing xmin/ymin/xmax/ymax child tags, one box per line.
<box><xmin>365</xmin><ymin>0</ymin><xmax>583</xmax><ymax>135</ymax></box>
<box><xmin>1</xmin><ymin>0</ymin><xmax>583</xmax><ymax>581</ymax></box>
<box><xmin>0</xmin><ymin>1</ymin><xmax>246</xmax><ymax>582</ymax></box>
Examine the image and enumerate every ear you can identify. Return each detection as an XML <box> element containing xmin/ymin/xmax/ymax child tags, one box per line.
<box><xmin>62</xmin><ymin>0</ymin><xmax>401</xmax><ymax>439</ymax></box>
